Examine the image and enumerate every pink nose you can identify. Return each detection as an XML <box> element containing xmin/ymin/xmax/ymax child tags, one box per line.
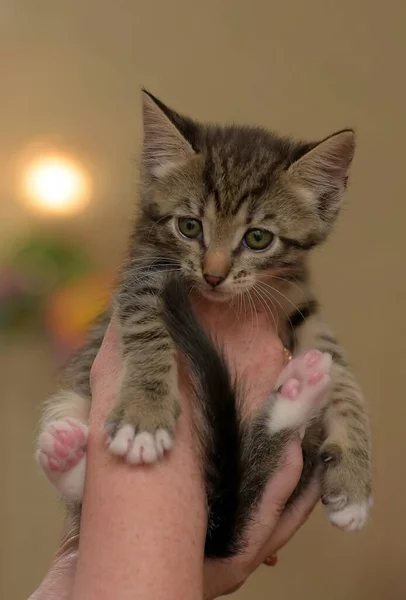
<box><xmin>203</xmin><ymin>273</ymin><xmax>224</xmax><ymax>288</ymax></box>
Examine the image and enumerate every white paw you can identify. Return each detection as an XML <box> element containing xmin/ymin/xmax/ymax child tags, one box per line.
<box><xmin>36</xmin><ymin>418</ymin><xmax>88</xmax><ymax>501</ymax></box>
<box><xmin>108</xmin><ymin>425</ymin><xmax>173</xmax><ymax>464</ymax></box>
<box><xmin>327</xmin><ymin>497</ymin><xmax>373</xmax><ymax>531</ymax></box>
<box><xmin>269</xmin><ymin>350</ymin><xmax>332</xmax><ymax>434</ymax></box>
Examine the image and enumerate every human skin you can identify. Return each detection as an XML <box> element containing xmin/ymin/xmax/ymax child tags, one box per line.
<box><xmin>30</xmin><ymin>295</ymin><xmax>321</xmax><ymax>600</ymax></box>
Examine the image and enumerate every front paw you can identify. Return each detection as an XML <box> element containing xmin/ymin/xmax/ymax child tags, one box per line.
<box><xmin>321</xmin><ymin>444</ymin><xmax>372</xmax><ymax>531</ymax></box>
<box><xmin>105</xmin><ymin>397</ymin><xmax>179</xmax><ymax>465</ymax></box>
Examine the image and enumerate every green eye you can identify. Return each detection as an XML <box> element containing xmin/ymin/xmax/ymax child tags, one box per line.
<box><xmin>243</xmin><ymin>229</ymin><xmax>274</xmax><ymax>251</ymax></box>
<box><xmin>177</xmin><ymin>217</ymin><xmax>203</xmax><ymax>239</ymax></box>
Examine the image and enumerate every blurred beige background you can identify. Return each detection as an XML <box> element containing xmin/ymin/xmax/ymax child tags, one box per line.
<box><xmin>1</xmin><ymin>1</ymin><xmax>405</xmax><ymax>598</ymax></box>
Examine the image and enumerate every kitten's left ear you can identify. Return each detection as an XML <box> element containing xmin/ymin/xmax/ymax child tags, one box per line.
<box><xmin>141</xmin><ymin>90</ymin><xmax>195</xmax><ymax>178</ymax></box>
<box><xmin>287</xmin><ymin>130</ymin><xmax>355</xmax><ymax>220</ymax></box>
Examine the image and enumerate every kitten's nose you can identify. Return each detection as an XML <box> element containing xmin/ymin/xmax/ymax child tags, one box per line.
<box><xmin>203</xmin><ymin>273</ymin><xmax>224</xmax><ymax>288</ymax></box>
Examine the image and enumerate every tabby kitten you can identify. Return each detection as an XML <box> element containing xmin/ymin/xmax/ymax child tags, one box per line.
<box><xmin>37</xmin><ymin>91</ymin><xmax>372</xmax><ymax>557</ymax></box>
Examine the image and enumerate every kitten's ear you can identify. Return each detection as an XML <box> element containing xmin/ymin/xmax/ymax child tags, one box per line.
<box><xmin>141</xmin><ymin>90</ymin><xmax>195</xmax><ymax>177</ymax></box>
<box><xmin>287</xmin><ymin>130</ymin><xmax>355</xmax><ymax>219</ymax></box>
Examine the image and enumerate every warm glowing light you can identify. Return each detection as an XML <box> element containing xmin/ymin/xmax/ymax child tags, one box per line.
<box><xmin>23</xmin><ymin>155</ymin><xmax>90</xmax><ymax>215</ymax></box>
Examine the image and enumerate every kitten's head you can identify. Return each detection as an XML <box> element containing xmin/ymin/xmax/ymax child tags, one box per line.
<box><xmin>138</xmin><ymin>90</ymin><xmax>355</xmax><ymax>301</ymax></box>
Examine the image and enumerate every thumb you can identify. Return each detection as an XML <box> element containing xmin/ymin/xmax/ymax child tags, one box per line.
<box><xmin>28</xmin><ymin>528</ymin><xmax>78</xmax><ymax>600</ymax></box>
<box><xmin>243</xmin><ymin>439</ymin><xmax>303</xmax><ymax>559</ymax></box>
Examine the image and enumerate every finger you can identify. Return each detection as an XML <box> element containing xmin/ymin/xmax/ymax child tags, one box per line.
<box><xmin>28</xmin><ymin>549</ymin><xmax>78</xmax><ymax>600</ymax></box>
<box><xmin>243</xmin><ymin>439</ymin><xmax>303</xmax><ymax>556</ymax></box>
<box><xmin>260</xmin><ymin>470</ymin><xmax>321</xmax><ymax>562</ymax></box>
<box><xmin>28</xmin><ymin>523</ymin><xmax>79</xmax><ymax>600</ymax></box>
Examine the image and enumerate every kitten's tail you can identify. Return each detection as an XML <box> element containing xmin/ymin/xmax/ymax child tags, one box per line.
<box><xmin>161</xmin><ymin>276</ymin><xmax>243</xmax><ymax>558</ymax></box>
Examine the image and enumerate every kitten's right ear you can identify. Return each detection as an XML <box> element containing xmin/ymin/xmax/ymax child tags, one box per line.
<box><xmin>141</xmin><ymin>90</ymin><xmax>195</xmax><ymax>177</ymax></box>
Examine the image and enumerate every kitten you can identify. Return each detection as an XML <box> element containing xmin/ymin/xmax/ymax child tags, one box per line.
<box><xmin>36</xmin><ymin>91</ymin><xmax>372</xmax><ymax>557</ymax></box>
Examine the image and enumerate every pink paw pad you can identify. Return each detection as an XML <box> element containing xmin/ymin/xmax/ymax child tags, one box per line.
<box><xmin>308</xmin><ymin>371</ymin><xmax>323</xmax><ymax>384</ymax></box>
<box><xmin>37</xmin><ymin>419</ymin><xmax>88</xmax><ymax>474</ymax></box>
<box><xmin>54</xmin><ymin>441</ymin><xmax>68</xmax><ymax>458</ymax></box>
<box><xmin>301</xmin><ymin>349</ymin><xmax>322</xmax><ymax>367</ymax></box>
<box><xmin>269</xmin><ymin>349</ymin><xmax>333</xmax><ymax>435</ymax></box>
<box><xmin>280</xmin><ymin>378</ymin><xmax>301</xmax><ymax>399</ymax></box>
<box><xmin>48</xmin><ymin>457</ymin><xmax>61</xmax><ymax>471</ymax></box>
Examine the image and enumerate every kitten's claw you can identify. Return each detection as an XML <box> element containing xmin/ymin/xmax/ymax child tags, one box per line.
<box><xmin>325</xmin><ymin>497</ymin><xmax>373</xmax><ymax>531</ymax></box>
<box><xmin>36</xmin><ymin>418</ymin><xmax>88</xmax><ymax>501</ymax></box>
<box><xmin>322</xmin><ymin>494</ymin><xmax>348</xmax><ymax>510</ymax></box>
<box><xmin>108</xmin><ymin>426</ymin><xmax>174</xmax><ymax>464</ymax></box>
<box><xmin>269</xmin><ymin>350</ymin><xmax>332</xmax><ymax>434</ymax></box>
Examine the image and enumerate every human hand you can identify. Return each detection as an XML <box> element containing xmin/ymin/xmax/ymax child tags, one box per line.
<box><xmin>30</xmin><ymin>293</ymin><xmax>321</xmax><ymax>600</ymax></box>
<box><xmin>29</xmin><ymin>447</ymin><xmax>320</xmax><ymax>600</ymax></box>
<box><xmin>204</xmin><ymin>444</ymin><xmax>320</xmax><ymax>599</ymax></box>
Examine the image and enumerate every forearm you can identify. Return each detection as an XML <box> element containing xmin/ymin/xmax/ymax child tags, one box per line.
<box><xmin>71</xmin><ymin>297</ymin><xmax>286</xmax><ymax>600</ymax></box>
<box><xmin>72</xmin><ymin>322</ymin><xmax>207</xmax><ymax>600</ymax></box>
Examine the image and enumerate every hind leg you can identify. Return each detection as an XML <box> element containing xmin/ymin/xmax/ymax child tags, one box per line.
<box><xmin>235</xmin><ymin>351</ymin><xmax>332</xmax><ymax>551</ymax></box>
<box><xmin>36</xmin><ymin>390</ymin><xmax>90</xmax><ymax>502</ymax></box>
<box><xmin>267</xmin><ymin>350</ymin><xmax>332</xmax><ymax>434</ymax></box>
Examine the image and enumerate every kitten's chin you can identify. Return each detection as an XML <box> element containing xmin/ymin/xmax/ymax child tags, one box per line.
<box><xmin>198</xmin><ymin>287</ymin><xmax>233</xmax><ymax>303</ymax></box>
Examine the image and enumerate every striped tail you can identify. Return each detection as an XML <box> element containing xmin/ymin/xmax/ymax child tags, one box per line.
<box><xmin>161</xmin><ymin>276</ymin><xmax>243</xmax><ymax>557</ymax></box>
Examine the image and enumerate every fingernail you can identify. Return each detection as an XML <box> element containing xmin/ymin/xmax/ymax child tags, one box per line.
<box><xmin>264</xmin><ymin>554</ymin><xmax>278</xmax><ymax>566</ymax></box>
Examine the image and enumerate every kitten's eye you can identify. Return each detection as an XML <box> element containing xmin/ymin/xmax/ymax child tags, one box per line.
<box><xmin>177</xmin><ymin>217</ymin><xmax>203</xmax><ymax>239</ymax></box>
<box><xmin>243</xmin><ymin>229</ymin><xmax>274</xmax><ymax>251</ymax></box>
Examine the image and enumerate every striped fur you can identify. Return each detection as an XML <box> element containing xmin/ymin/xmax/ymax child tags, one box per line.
<box><xmin>37</xmin><ymin>91</ymin><xmax>372</xmax><ymax>555</ymax></box>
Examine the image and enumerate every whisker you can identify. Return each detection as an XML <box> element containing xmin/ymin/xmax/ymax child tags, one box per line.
<box><xmin>187</xmin><ymin>284</ymin><xmax>198</xmax><ymax>303</ymax></box>
<box><xmin>259</xmin><ymin>280</ymin><xmax>306</xmax><ymax>320</ymax></box>
<box><xmin>228</xmin><ymin>294</ymin><xmax>241</xmax><ymax>329</ymax></box>
<box><xmin>145</xmin><ymin>215</ymin><xmax>172</xmax><ymax>243</ymax></box>
<box><xmin>270</xmin><ymin>275</ymin><xmax>309</xmax><ymax>304</ymax></box>
<box><xmin>257</xmin><ymin>282</ymin><xmax>297</xmax><ymax>352</ymax></box>
<box><xmin>252</xmin><ymin>284</ymin><xmax>279</xmax><ymax>333</ymax></box>
<box><xmin>246</xmin><ymin>289</ymin><xmax>259</xmax><ymax>344</ymax></box>
<box><xmin>127</xmin><ymin>257</ymin><xmax>181</xmax><ymax>271</ymax></box>
<box><xmin>253</xmin><ymin>290</ymin><xmax>260</xmax><ymax>333</ymax></box>
<box><xmin>126</xmin><ymin>269</ymin><xmax>183</xmax><ymax>285</ymax></box>
<box><xmin>244</xmin><ymin>291</ymin><xmax>253</xmax><ymax>344</ymax></box>
<box><xmin>251</xmin><ymin>286</ymin><xmax>270</xmax><ymax>327</ymax></box>
<box><xmin>241</xmin><ymin>290</ymin><xmax>248</xmax><ymax>328</ymax></box>
<box><xmin>237</xmin><ymin>293</ymin><xmax>243</xmax><ymax>327</ymax></box>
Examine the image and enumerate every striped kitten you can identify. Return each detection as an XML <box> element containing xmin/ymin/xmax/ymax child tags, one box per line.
<box><xmin>37</xmin><ymin>91</ymin><xmax>372</xmax><ymax>557</ymax></box>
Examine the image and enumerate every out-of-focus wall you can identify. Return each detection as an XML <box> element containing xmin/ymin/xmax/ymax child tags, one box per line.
<box><xmin>1</xmin><ymin>1</ymin><xmax>405</xmax><ymax>598</ymax></box>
